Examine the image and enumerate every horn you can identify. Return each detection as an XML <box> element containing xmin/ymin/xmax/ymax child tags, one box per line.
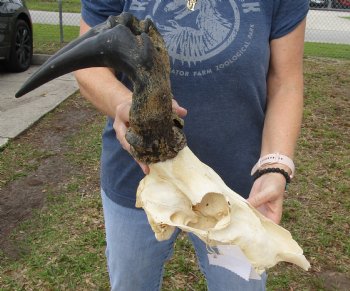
<box><xmin>15</xmin><ymin>13</ymin><xmax>153</xmax><ymax>98</ymax></box>
<box><xmin>15</xmin><ymin>12</ymin><xmax>186</xmax><ymax>164</ymax></box>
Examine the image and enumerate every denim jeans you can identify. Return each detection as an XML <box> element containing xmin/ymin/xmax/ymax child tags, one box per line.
<box><xmin>101</xmin><ymin>190</ymin><xmax>267</xmax><ymax>291</ymax></box>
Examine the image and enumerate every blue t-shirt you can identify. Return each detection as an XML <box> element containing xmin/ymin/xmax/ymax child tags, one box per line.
<box><xmin>81</xmin><ymin>0</ymin><xmax>309</xmax><ymax>208</ymax></box>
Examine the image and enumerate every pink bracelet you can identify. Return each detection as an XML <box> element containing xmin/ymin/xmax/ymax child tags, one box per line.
<box><xmin>251</xmin><ymin>153</ymin><xmax>295</xmax><ymax>178</ymax></box>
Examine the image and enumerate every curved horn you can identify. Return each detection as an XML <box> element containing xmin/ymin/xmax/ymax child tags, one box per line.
<box><xmin>16</xmin><ymin>13</ymin><xmax>154</xmax><ymax>98</ymax></box>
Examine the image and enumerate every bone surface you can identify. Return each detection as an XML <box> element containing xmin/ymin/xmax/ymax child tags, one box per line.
<box><xmin>136</xmin><ymin>146</ymin><xmax>310</xmax><ymax>274</ymax></box>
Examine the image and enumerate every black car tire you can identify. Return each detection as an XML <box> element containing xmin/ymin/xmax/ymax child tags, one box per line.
<box><xmin>6</xmin><ymin>19</ymin><xmax>33</xmax><ymax>72</ymax></box>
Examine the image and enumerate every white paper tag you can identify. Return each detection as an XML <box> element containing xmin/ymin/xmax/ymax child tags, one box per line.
<box><xmin>207</xmin><ymin>245</ymin><xmax>261</xmax><ymax>281</ymax></box>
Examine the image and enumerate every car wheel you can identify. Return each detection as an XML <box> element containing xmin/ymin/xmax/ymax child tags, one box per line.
<box><xmin>6</xmin><ymin>19</ymin><xmax>33</xmax><ymax>72</ymax></box>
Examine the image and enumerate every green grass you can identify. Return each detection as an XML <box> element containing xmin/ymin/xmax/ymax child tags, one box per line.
<box><xmin>304</xmin><ymin>42</ymin><xmax>350</xmax><ymax>60</ymax></box>
<box><xmin>0</xmin><ymin>192</ymin><xmax>108</xmax><ymax>289</ymax></box>
<box><xmin>33</xmin><ymin>23</ymin><xmax>79</xmax><ymax>54</ymax></box>
<box><xmin>27</xmin><ymin>0</ymin><xmax>81</xmax><ymax>13</ymax></box>
<box><xmin>0</xmin><ymin>97</ymin><xmax>108</xmax><ymax>290</ymax></box>
<box><xmin>0</xmin><ymin>143</ymin><xmax>52</xmax><ymax>189</ymax></box>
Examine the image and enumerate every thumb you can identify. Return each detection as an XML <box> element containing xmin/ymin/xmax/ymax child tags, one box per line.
<box><xmin>172</xmin><ymin>99</ymin><xmax>187</xmax><ymax>117</ymax></box>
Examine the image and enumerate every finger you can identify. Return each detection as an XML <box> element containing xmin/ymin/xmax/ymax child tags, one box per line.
<box><xmin>172</xmin><ymin>99</ymin><xmax>187</xmax><ymax>117</ymax></box>
<box><xmin>116</xmin><ymin>101</ymin><xmax>131</xmax><ymax>123</ymax></box>
<box><xmin>268</xmin><ymin>210</ymin><xmax>282</xmax><ymax>224</ymax></box>
<box><xmin>249</xmin><ymin>189</ymin><xmax>283</xmax><ymax>223</ymax></box>
<box><xmin>265</xmin><ymin>200</ymin><xmax>283</xmax><ymax>224</ymax></box>
<box><xmin>252</xmin><ymin>199</ymin><xmax>282</xmax><ymax>224</ymax></box>
<box><xmin>247</xmin><ymin>188</ymin><xmax>272</xmax><ymax>208</ymax></box>
<box><xmin>248</xmin><ymin>179</ymin><xmax>260</xmax><ymax>197</ymax></box>
<box><xmin>114</xmin><ymin>122</ymin><xmax>131</xmax><ymax>151</ymax></box>
<box><xmin>138</xmin><ymin>161</ymin><xmax>150</xmax><ymax>175</ymax></box>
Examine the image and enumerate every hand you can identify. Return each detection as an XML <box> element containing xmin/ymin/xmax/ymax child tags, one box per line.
<box><xmin>113</xmin><ymin>99</ymin><xmax>187</xmax><ymax>175</ymax></box>
<box><xmin>114</xmin><ymin>99</ymin><xmax>151</xmax><ymax>173</ymax></box>
<box><xmin>247</xmin><ymin>172</ymin><xmax>286</xmax><ymax>224</ymax></box>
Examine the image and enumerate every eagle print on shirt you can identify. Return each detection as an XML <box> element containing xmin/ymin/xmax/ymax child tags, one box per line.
<box><xmin>130</xmin><ymin>0</ymin><xmax>261</xmax><ymax>73</ymax></box>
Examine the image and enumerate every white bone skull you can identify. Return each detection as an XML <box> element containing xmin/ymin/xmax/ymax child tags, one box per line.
<box><xmin>136</xmin><ymin>146</ymin><xmax>310</xmax><ymax>274</ymax></box>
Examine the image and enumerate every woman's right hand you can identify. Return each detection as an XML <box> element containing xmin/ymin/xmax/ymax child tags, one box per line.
<box><xmin>113</xmin><ymin>99</ymin><xmax>187</xmax><ymax>175</ymax></box>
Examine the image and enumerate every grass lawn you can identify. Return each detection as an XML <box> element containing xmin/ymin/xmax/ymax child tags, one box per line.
<box><xmin>33</xmin><ymin>23</ymin><xmax>79</xmax><ymax>54</ymax></box>
<box><xmin>26</xmin><ymin>0</ymin><xmax>81</xmax><ymax>13</ymax></box>
<box><xmin>304</xmin><ymin>42</ymin><xmax>350</xmax><ymax>60</ymax></box>
<box><xmin>0</xmin><ymin>46</ymin><xmax>349</xmax><ymax>289</ymax></box>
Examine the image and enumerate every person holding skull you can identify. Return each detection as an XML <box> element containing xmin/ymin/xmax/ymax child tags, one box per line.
<box><xmin>73</xmin><ymin>1</ymin><xmax>309</xmax><ymax>290</ymax></box>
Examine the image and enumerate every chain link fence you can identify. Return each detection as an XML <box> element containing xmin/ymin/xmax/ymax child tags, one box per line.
<box><xmin>307</xmin><ymin>2</ymin><xmax>350</xmax><ymax>44</ymax></box>
<box><xmin>29</xmin><ymin>2</ymin><xmax>350</xmax><ymax>54</ymax></box>
<box><xmin>29</xmin><ymin>0</ymin><xmax>81</xmax><ymax>54</ymax></box>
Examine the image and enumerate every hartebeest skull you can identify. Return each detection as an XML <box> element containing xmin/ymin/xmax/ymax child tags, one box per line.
<box><xmin>137</xmin><ymin>147</ymin><xmax>310</xmax><ymax>274</ymax></box>
<box><xmin>16</xmin><ymin>12</ymin><xmax>310</xmax><ymax>274</ymax></box>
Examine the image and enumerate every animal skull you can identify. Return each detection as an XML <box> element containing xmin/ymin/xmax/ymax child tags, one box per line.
<box><xmin>137</xmin><ymin>146</ymin><xmax>310</xmax><ymax>274</ymax></box>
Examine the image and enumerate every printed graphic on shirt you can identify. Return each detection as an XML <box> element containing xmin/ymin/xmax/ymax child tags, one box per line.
<box><xmin>129</xmin><ymin>0</ymin><xmax>261</xmax><ymax>76</ymax></box>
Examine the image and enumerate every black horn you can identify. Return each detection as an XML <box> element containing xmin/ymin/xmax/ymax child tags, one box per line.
<box><xmin>16</xmin><ymin>13</ymin><xmax>154</xmax><ymax>97</ymax></box>
<box><xmin>15</xmin><ymin>12</ymin><xmax>186</xmax><ymax>163</ymax></box>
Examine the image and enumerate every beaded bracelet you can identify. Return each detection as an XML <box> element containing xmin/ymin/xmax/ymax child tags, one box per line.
<box><xmin>252</xmin><ymin>167</ymin><xmax>291</xmax><ymax>184</ymax></box>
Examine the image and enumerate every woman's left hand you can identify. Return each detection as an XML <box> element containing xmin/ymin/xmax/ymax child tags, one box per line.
<box><xmin>247</xmin><ymin>173</ymin><xmax>286</xmax><ymax>224</ymax></box>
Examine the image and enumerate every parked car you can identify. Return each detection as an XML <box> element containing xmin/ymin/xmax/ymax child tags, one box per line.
<box><xmin>310</xmin><ymin>0</ymin><xmax>329</xmax><ymax>8</ymax></box>
<box><xmin>0</xmin><ymin>0</ymin><xmax>32</xmax><ymax>72</ymax></box>
<box><xmin>333</xmin><ymin>0</ymin><xmax>350</xmax><ymax>8</ymax></box>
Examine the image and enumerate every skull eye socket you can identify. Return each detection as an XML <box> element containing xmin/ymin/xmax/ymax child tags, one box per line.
<box><xmin>189</xmin><ymin>192</ymin><xmax>230</xmax><ymax>230</ymax></box>
<box><xmin>167</xmin><ymin>192</ymin><xmax>231</xmax><ymax>231</ymax></box>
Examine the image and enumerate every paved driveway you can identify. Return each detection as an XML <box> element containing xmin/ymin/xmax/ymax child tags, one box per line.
<box><xmin>0</xmin><ymin>66</ymin><xmax>78</xmax><ymax>147</ymax></box>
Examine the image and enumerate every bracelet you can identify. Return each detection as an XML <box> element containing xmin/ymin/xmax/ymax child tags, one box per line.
<box><xmin>252</xmin><ymin>167</ymin><xmax>291</xmax><ymax>184</ymax></box>
<box><xmin>251</xmin><ymin>153</ymin><xmax>295</xmax><ymax>178</ymax></box>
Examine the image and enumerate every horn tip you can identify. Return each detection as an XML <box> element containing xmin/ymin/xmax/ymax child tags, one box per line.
<box><xmin>15</xmin><ymin>88</ymin><xmax>25</xmax><ymax>98</ymax></box>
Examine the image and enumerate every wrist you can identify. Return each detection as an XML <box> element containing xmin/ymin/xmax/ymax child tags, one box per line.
<box><xmin>251</xmin><ymin>153</ymin><xmax>295</xmax><ymax>179</ymax></box>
